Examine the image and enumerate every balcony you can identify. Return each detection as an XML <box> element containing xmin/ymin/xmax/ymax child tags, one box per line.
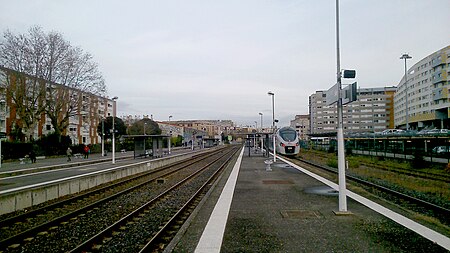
<box><xmin>432</xmin><ymin>87</ymin><xmax>448</xmax><ymax>101</ymax></box>
<box><xmin>431</xmin><ymin>53</ymin><xmax>446</xmax><ymax>68</ymax></box>
<box><xmin>432</xmin><ymin>70</ymin><xmax>447</xmax><ymax>85</ymax></box>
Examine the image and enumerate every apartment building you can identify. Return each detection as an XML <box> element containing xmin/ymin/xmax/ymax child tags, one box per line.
<box><xmin>0</xmin><ymin>66</ymin><xmax>115</xmax><ymax>145</ymax></box>
<box><xmin>309</xmin><ymin>87</ymin><xmax>396</xmax><ymax>135</ymax></box>
<box><xmin>168</xmin><ymin>120</ymin><xmax>234</xmax><ymax>138</ymax></box>
<box><xmin>394</xmin><ymin>45</ymin><xmax>450</xmax><ymax>129</ymax></box>
<box><xmin>290</xmin><ymin>114</ymin><xmax>310</xmax><ymax>140</ymax></box>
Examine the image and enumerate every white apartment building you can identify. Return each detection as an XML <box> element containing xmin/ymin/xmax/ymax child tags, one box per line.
<box><xmin>394</xmin><ymin>45</ymin><xmax>450</xmax><ymax>130</ymax></box>
<box><xmin>309</xmin><ymin>87</ymin><xmax>396</xmax><ymax>135</ymax></box>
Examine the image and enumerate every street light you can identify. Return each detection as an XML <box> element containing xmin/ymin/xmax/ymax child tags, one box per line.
<box><xmin>101</xmin><ymin>117</ymin><xmax>105</xmax><ymax>156</ymax></box>
<box><xmin>259</xmin><ymin>112</ymin><xmax>263</xmax><ymax>150</ymax></box>
<box><xmin>335</xmin><ymin>0</ymin><xmax>348</xmax><ymax>213</ymax></box>
<box><xmin>267</xmin><ymin>91</ymin><xmax>276</xmax><ymax>162</ymax></box>
<box><xmin>111</xmin><ymin>96</ymin><xmax>118</xmax><ymax>164</ymax></box>
<box><xmin>168</xmin><ymin>115</ymin><xmax>172</xmax><ymax>154</ymax></box>
<box><xmin>144</xmin><ymin>122</ymin><xmax>147</xmax><ymax>157</ymax></box>
<box><xmin>400</xmin><ymin>53</ymin><xmax>412</xmax><ymax>131</ymax></box>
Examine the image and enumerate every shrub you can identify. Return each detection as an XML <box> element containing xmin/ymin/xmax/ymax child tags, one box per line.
<box><xmin>327</xmin><ymin>158</ymin><xmax>338</xmax><ymax>168</ymax></box>
<box><xmin>1</xmin><ymin>142</ymin><xmax>33</xmax><ymax>160</ymax></box>
<box><xmin>35</xmin><ymin>133</ymin><xmax>71</xmax><ymax>156</ymax></box>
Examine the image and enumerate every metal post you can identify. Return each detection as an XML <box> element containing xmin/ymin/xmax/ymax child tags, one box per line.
<box><xmin>168</xmin><ymin>115</ymin><xmax>172</xmax><ymax>154</ymax></box>
<box><xmin>400</xmin><ymin>53</ymin><xmax>412</xmax><ymax>131</ymax></box>
<box><xmin>144</xmin><ymin>122</ymin><xmax>147</xmax><ymax>157</ymax></box>
<box><xmin>336</xmin><ymin>0</ymin><xmax>348</xmax><ymax>213</ymax></box>
<box><xmin>101</xmin><ymin>118</ymin><xmax>105</xmax><ymax>156</ymax></box>
<box><xmin>112</xmin><ymin>96</ymin><xmax>118</xmax><ymax>164</ymax></box>
<box><xmin>268</xmin><ymin>91</ymin><xmax>276</xmax><ymax>162</ymax></box>
<box><xmin>259</xmin><ymin>112</ymin><xmax>263</xmax><ymax>151</ymax></box>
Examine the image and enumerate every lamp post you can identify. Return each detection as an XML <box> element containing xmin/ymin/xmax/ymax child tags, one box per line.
<box><xmin>335</xmin><ymin>0</ymin><xmax>348</xmax><ymax>213</ymax></box>
<box><xmin>259</xmin><ymin>112</ymin><xmax>263</xmax><ymax>151</ymax></box>
<box><xmin>111</xmin><ymin>96</ymin><xmax>118</xmax><ymax>164</ymax></box>
<box><xmin>101</xmin><ymin>117</ymin><xmax>105</xmax><ymax>156</ymax></box>
<box><xmin>144</xmin><ymin>122</ymin><xmax>147</xmax><ymax>157</ymax></box>
<box><xmin>0</xmin><ymin>99</ymin><xmax>4</xmax><ymax>168</ymax></box>
<box><xmin>254</xmin><ymin>121</ymin><xmax>258</xmax><ymax>151</ymax></box>
<box><xmin>268</xmin><ymin>91</ymin><xmax>276</xmax><ymax>162</ymax></box>
<box><xmin>400</xmin><ymin>53</ymin><xmax>412</xmax><ymax>131</ymax></box>
<box><xmin>168</xmin><ymin>115</ymin><xmax>172</xmax><ymax>155</ymax></box>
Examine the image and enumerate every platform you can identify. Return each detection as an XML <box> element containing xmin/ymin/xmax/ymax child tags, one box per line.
<box><xmin>172</xmin><ymin>148</ymin><xmax>450</xmax><ymax>252</ymax></box>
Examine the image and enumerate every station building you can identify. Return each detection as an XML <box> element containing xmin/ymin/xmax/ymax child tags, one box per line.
<box><xmin>394</xmin><ymin>45</ymin><xmax>450</xmax><ymax>130</ymax></box>
<box><xmin>0</xmin><ymin>66</ymin><xmax>115</xmax><ymax>145</ymax></box>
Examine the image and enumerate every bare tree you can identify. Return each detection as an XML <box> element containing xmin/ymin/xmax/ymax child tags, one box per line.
<box><xmin>0</xmin><ymin>26</ymin><xmax>106</xmax><ymax>139</ymax></box>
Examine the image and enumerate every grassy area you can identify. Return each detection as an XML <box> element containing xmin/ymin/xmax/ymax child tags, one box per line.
<box><xmin>298</xmin><ymin>148</ymin><xmax>450</xmax><ymax>209</ymax></box>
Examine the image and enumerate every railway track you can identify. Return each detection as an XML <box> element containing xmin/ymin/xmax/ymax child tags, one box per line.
<box><xmin>0</xmin><ymin>145</ymin><xmax>239</xmax><ymax>252</ymax></box>
<box><xmin>293</xmin><ymin>157</ymin><xmax>450</xmax><ymax>226</ymax></box>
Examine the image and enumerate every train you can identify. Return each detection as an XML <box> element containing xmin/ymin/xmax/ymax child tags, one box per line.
<box><xmin>267</xmin><ymin>126</ymin><xmax>300</xmax><ymax>156</ymax></box>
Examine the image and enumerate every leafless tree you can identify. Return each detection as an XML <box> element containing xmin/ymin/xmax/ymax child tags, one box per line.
<box><xmin>0</xmin><ymin>26</ymin><xmax>106</xmax><ymax>139</ymax></box>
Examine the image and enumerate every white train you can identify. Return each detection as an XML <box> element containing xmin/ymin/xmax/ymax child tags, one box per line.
<box><xmin>267</xmin><ymin>126</ymin><xmax>300</xmax><ymax>156</ymax></box>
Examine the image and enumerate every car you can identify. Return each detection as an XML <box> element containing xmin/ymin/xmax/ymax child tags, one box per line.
<box><xmin>432</xmin><ymin>146</ymin><xmax>450</xmax><ymax>154</ymax></box>
<box><xmin>426</xmin><ymin>129</ymin><xmax>449</xmax><ymax>135</ymax></box>
<box><xmin>381</xmin><ymin>129</ymin><xmax>404</xmax><ymax>135</ymax></box>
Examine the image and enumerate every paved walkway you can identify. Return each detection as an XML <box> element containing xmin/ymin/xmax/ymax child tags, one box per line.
<box><xmin>0</xmin><ymin>152</ymin><xmax>132</xmax><ymax>172</ymax></box>
<box><xmin>174</xmin><ymin>149</ymin><xmax>450</xmax><ymax>252</ymax></box>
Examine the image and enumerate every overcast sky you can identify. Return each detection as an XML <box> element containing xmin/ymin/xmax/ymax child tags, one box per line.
<box><xmin>1</xmin><ymin>0</ymin><xmax>449</xmax><ymax>127</ymax></box>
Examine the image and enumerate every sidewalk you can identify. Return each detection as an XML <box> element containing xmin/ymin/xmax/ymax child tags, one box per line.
<box><xmin>0</xmin><ymin>152</ymin><xmax>132</xmax><ymax>172</ymax></box>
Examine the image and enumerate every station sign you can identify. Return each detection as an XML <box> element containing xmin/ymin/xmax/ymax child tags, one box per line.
<box><xmin>0</xmin><ymin>132</ymin><xmax>6</xmax><ymax>138</ymax></box>
<box><xmin>325</xmin><ymin>82</ymin><xmax>357</xmax><ymax>105</ymax></box>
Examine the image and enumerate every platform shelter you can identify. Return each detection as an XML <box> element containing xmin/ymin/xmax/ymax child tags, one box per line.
<box><xmin>122</xmin><ymin>135</ymin><xmax>170</xmax><ymax>159</ymax></box>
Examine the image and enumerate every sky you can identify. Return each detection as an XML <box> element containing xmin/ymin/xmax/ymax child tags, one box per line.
<box><xmin>1</xmin><ymin>0</ymin><xmax>449</xmax><ymax>127</ymax></box>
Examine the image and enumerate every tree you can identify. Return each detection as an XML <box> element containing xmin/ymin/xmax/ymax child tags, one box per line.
<box><xmin>96</xmin><ymin>116</ymin><xmax>127</xmax><ymax>140</ymax></box>
<box><xmin>128</xmin><ymin>118</ymin><xmax>161</xmax><ymax>135</ymax></box>
<box><xmin>1</xmin><ymin>69</ymin><xmax>46</xmax><ymax>141</ymax></box>
<box><xmin>0</xmin><ymin>26</ymin><xmax>106</xmax><ymax>138</ymax></box>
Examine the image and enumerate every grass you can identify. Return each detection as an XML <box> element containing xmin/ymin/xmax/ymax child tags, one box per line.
<box><xmin>299</xmin><ymin>148</ymin><xmax>450</xmax><ymax>209</ymax></box>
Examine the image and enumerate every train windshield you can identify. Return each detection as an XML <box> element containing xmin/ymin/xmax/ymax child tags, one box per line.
<box><xmin>280</xmin><ymin>130</ymin><xmax>297</xmax><ymax>142</ymax></box>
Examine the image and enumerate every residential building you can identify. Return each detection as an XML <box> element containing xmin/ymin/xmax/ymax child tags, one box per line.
<box><xmin>309</xmin><ymin>87</ymin><xmax>396</xmax><ymax>135</ymax></box>
<box><xmin>0</xmin><ymin>66</ymin><xmax>114</xmax><ymax>144</ymax></box>
<box><xmin>394</xmin><ymin>45</ymin><xmax>450</xmax><ymax>129</ymax></box>
<box><xmin>290</xmin><ymin>114</ymin><xmax>310</xmax><ymax>140</ymax></box>
<box><xmin>167</xmin><ymin>120</ymin><xmax>234</xmax><ymax>138</ymax></box>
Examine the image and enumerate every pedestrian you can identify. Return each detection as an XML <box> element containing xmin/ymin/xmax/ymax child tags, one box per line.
<box><xmin>29</xmin><ymin>150</ymin><xmax>36</xmax><ymax>163</ymax></box>
<box><xmin>83</xmin><ymin>145</ymin><xmax>90</xmax><ymax>159</ymax></box>
<box><xmin>66</xmin><ymin>147</ymin><xmax>72</xmax><ymax>162</ymax></box>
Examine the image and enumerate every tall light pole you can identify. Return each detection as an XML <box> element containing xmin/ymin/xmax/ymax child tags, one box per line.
<box><xmin>168</xmin><ymin>115</ymin><xmax>172</xmax><ymax>154</ymax></box>
<box><xmin>400</xmin><ymin>53</ymin><xmax>412</xmax><ymax>131</ymax></box>
<box><xmin>259</xmin><ymin>112</ymin><xmax>263</xmax><ymax>131</ymax></box>
<box><xmin>268</xmin><ymin>91</ymin><xmax>276</xmax><ymax>162</ymax></box>
<box><xmin>335</xmin><ymin>0</ymin><xmax>348</xmax><ymax>213</ymax></box>
<box><xmin>259</xmin><ymin>112</ymin><xmax>263</xmax><ymax>150</ymax></box>
<box><xmin>101</xmin><ymin>117</ymin><xmax>105</xmax><ymax>156</ymax></box>
<box><xmin>144</xmin><ymin>122</ymin><xmax>147</xmax><ymax>157</ymax></box>
<box><xmin>111</xmin><ymin>96</ymin><xmax>118</xmax><ymax>164</ymax></box>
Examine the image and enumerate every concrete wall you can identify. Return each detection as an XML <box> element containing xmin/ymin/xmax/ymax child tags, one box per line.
<box><xmin>0</xmin><ymin>151</ymin><xmax>201</xmax><ymax>215</ymax></box>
